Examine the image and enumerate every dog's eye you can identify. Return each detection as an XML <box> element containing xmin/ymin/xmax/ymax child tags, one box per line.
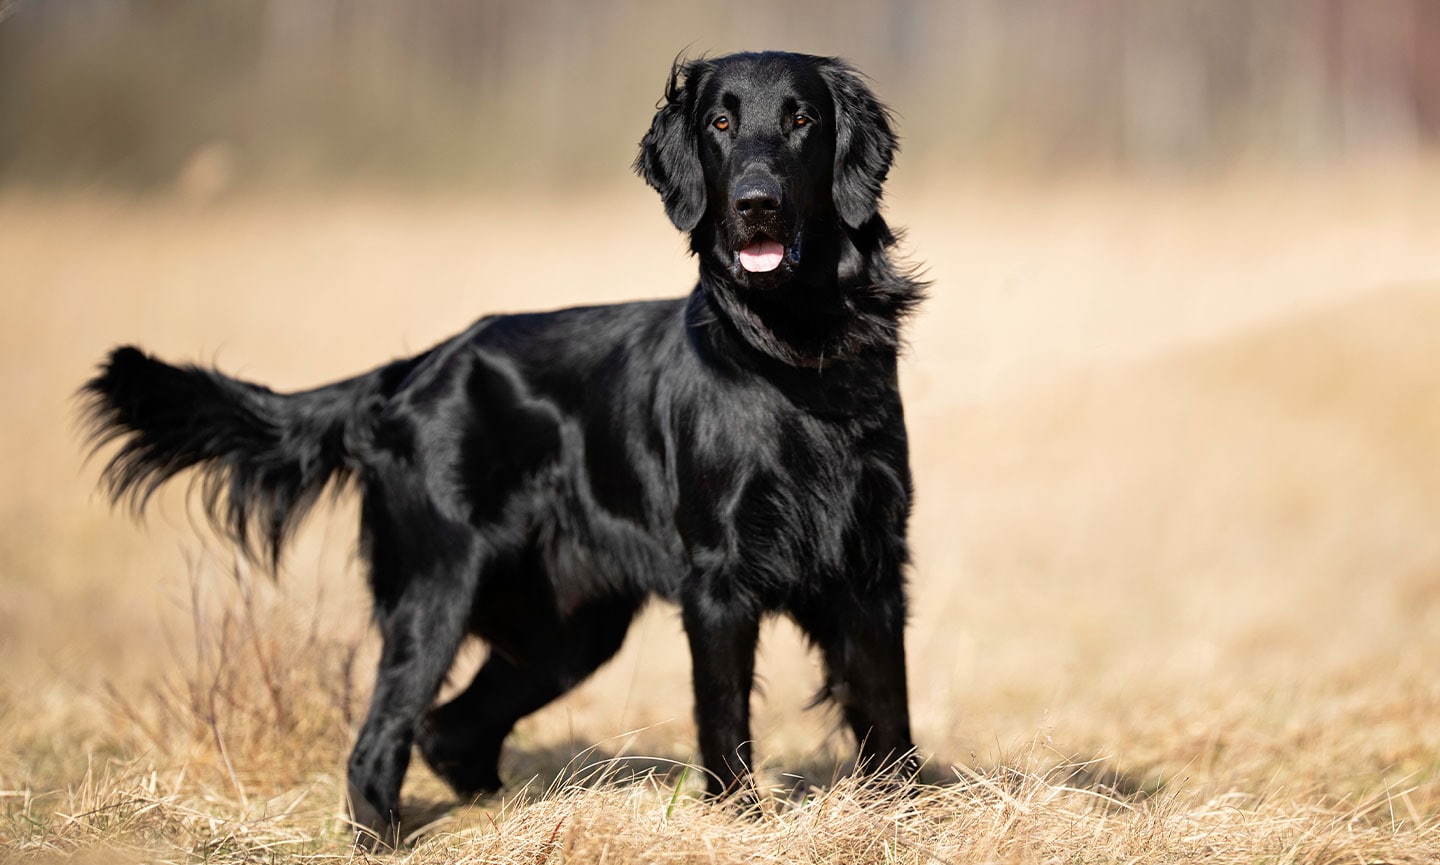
<box><xmin>794</xmin><ymin>114</ymin><xmax>810</xmax><ymax>128</ymax></box>
<box><xmin>712</xmin><ymin>116</ymin><xmax>730</xmax><ymax>131</ymax></box>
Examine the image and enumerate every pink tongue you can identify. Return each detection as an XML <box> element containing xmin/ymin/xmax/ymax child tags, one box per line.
<box><xmin>738</xmin><ymin>239</ymin><xmax>784</xmax><ymax>273</ymax></box>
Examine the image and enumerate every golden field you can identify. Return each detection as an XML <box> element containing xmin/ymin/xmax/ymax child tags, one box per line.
<box><xmin>2</xmin><ymin>166</ymin><xmax>1440</xmax><ymax>862</ymax></box>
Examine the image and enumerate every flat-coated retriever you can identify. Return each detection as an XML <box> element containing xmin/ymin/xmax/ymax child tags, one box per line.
<box><xmin>82</xmin><ymin>51</ymin><xmax>924</xmax><ymax>846</ymax></box>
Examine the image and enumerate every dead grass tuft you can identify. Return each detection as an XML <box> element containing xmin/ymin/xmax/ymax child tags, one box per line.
<box><xmin>6</xmin><ymin>746</ymin><xmax>1437</xmax><ymax>863</ymax></box>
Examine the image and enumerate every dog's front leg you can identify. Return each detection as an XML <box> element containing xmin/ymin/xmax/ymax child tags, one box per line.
<box><xmin>681</xmin><ymin>587</ymin><xmax>761</xmax><ymax>800</ymax></box>
<box><xmin>796</xmin><ymin>583</ymin><xmax>918</xmax><ymax>781</ymax></box>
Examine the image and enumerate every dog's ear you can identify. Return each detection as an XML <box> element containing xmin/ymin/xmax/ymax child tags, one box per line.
<box><xmin>635</xmin><ymin>59</ymin><xmax>706</xmax><ymax>232</ymax></box>
<box><xmin>820</xmin><ymin>60</ymin><xmax>897</xmax><ymax>229</ymax></box>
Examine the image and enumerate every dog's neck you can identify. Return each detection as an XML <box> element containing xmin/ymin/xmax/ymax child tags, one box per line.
<box><xmin>689</xmin><ymin>215</ymin><xmax>924</xmax><ymax>372</ymax></box>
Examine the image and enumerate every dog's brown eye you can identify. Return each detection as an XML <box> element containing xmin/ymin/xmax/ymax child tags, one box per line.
<box><xmin>794</xmin><ymin>114</ymin><xmax>810</xmax><ymax>127</ymax></box>
<box><xmin>713</xmin><ymin>116</ymin><xmax>730</xmax><ymax>131</ymax></box>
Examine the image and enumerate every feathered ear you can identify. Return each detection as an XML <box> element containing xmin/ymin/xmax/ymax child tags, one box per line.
<box><xmin>820</xmin><ymin>60</ymin><xmax>897</xmax><ymax>229</ymax></box>
<box><xmin>634</xmin><ymin>59</ymin><xmax>707</xmax><ymax>232</ymax></box>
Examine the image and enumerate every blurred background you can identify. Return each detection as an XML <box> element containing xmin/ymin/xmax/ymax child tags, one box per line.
<box><xmin>3</xmin><ymin>0</ymin><xmax>1440</xmax><ymax>811</ymax></box>
<box><xmin>2</xmin><ymin>0</ymin><xmax>1439</xmax><ymax>192</ymax></box>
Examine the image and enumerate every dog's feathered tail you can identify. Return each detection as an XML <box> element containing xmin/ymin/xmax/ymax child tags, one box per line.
<box><xmin>79</xmin><ymin>346</ymin><xmax>417</xmax><ymax>568</ymax></box>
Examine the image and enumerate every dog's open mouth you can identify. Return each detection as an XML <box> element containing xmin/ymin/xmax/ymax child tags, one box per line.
<box><xmin>737</xmin><ymin>238</ymin><xmax>786</xmax><ymax>273</ymax></box>
<box><xmin>735</xmin><ymin>231</ymin><xmax>803</xmax><ymax>276</ymax></box>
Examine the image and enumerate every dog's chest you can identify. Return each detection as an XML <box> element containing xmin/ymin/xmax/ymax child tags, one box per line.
<box><xmin>669</xmin><ymin>387</ymin><xmax>907</xmax><ymax>590</ymax></box>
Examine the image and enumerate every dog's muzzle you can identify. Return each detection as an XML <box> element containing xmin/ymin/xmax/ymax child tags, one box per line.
<box><xmin>729</xmin><ymin>175</ymin><xmax>801</xmax><ymax>276</ymax></box>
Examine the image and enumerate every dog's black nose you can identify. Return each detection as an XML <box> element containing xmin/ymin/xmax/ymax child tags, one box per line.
<box><xmin>731</xmin><ymin>179</ymin><xmax>781</xmax><ymax>215</ymax></box>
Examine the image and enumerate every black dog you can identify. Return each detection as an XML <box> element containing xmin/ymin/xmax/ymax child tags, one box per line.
<box><xmin>82</xmin><ymin>51</ymin><xmax>923</xmax><ymax>846</ymax></box>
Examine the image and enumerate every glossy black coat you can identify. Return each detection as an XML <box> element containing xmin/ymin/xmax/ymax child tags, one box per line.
<box><xmin>82</xmin><ymin>51</ymin><xmax>924</xmax><ymax>847</ymax></box>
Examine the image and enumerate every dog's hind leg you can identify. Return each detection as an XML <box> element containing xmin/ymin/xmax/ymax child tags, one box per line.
<box><xmin>416</xmin><ymin>653</ymin><xmax>552</xmax><ymax>797</ymax></box>
<box><xmin>416</xmin><ymin>593</ymin><xmax>639</xmax><ymax>798</ymax></box>
<box><xmin>345</xmin><ymin>508</ymin><xmax>480</xmax><ymax>848</ymax></box>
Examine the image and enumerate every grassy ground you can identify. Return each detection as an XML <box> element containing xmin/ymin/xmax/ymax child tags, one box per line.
<box><xmin>3</xmin><ymin>166</ymin><xmax>1440</xmax><ymax>862</ymax></box>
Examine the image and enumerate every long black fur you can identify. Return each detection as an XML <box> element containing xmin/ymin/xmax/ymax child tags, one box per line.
<box><xmin>81</xmin><ymin>51</ymin><xmax>924</xmax><ymax>847</ymax></box>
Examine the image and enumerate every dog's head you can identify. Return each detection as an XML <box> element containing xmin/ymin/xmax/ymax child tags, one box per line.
<box><xmin>635</xmin><ymin>52</ymin><xmax>896</xmax><ymax>288</ymax></box>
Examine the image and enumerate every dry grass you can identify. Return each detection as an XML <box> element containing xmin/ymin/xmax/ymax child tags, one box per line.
<box><xmin>4</xmin><ymin>165</ymin><xmax>1440</xmax><ymax>862</ymax></box>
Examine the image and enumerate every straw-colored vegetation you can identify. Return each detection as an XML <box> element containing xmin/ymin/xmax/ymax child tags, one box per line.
<box><xmin>3</xmin><ymin>167</ymin><xmax>1440</xmax><ymax>862</ymax></box>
